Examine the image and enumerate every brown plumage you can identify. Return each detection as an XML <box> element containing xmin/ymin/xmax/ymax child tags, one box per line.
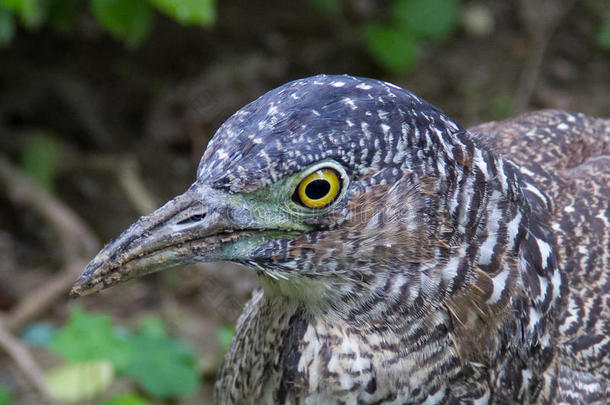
<box><xmin>470</xmin><ymin>111</ymin><xmax>610</xmax><ymax>402</ymax></box>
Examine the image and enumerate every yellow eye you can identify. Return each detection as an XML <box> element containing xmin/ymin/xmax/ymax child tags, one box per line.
<box><xmin>295</xmin><ymin>168</ymin><xmax>341</xmax><ymax>208</ymax></box>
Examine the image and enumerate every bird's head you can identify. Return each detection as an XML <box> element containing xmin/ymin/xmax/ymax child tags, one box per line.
<box><xmin>72</xmin><ymin>74</ymin><xmax>533</xmax><ymax>323</ymax></box>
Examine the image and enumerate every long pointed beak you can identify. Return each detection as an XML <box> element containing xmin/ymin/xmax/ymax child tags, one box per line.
<box><xmin>70</xmin><ymin>187</ymin><xmax>244</xmax><ymax>297</ymax></box>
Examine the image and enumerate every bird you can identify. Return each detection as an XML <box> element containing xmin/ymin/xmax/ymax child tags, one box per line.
<box><xmin>70</xmin><ymin>74</ymin><xmax>609</xmax><ymax>404</ymax></box>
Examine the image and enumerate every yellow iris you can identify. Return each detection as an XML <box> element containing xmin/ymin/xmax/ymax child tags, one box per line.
<box><xmin>297</xmin><ymin>168</ymin><xmax>341</xmax><ymax>208</ymax></box>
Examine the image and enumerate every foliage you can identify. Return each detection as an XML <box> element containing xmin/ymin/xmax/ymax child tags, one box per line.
<box><xmin>121</xmin><ymin>318</ymin><xmax>199</xmax><ymax>399</ymax></box>
<box><xmin>19</xmin><ymin>134</ymin><xmax>60</xmax><ymax>193</ymax></box>
<box><xmin>91</xmin><ymin>0</ymin><xmax>152</xmax><ymax>47</ymax></box>
<box><xmin>1</xmin><ymin>0</ymin><xmax>459</xmax><ymax>71</ymax></box>
<box><xmin>364</xmin><ymin>0</ymin><xmax>460</xmax><ymax>73</ymax></box>
<box><xmin>50</xmin><ymin>307</ymin><xmax>132</xmax><ymax>371</ymax></box>
<box><xmin>0</xmin><ymin>0</ymin><xmax>44</xmax><ymax>27</ymax></box>
<box><xmin>99</xmin><ymin>394</ymin><xmax>150</xmax><ymax>405</ymax></box>
<box><xmin>149</xmin><ymin>0</ymin><xmax>215</xmax><ymax>27</ymax></box>
<box><xmin>0</xmin><ymin>386</ymin><xmax>10</xmax><ymax>405</ymax></box>
<box><xmin>0</xmin><ymin>3</ymin><xmax>15</xmax><ymax>45</ymax></box>
<box><xmin>392</xmin><ymin>0</ymin><xmax>458</xmax><ymax>41</ymax></box>
<box><xmin>48</xmin><ymin>307</ymin><xmax>200</xmax><ymax>400</ymax></box>
<box><xmin>364</xmin><ymin>24</ymin><xmax>418</xmax><ymax>74</ymax></box>
<box><xmin>312</xmin><ymin>0</ymin><xmax>460</xmax><ymax>73</ymax></box>
<box><xmin>0</xmin><ymin>0</ymin><xmax>215</xmax><ymax>47</ymax></box>
<box><xmin>598</xmin><ymin>24</ymin><xmax>610</xmax><ymax>50</ymax></box>
<box><xmin>46</xmin><ymin>361</ymin><xmax>115</xmax><ymax>403</ymax></box>
<box><xmin>217</xmin><ymin>325</ymin><xmax>235</xmax><ymax>357</ymax></box>
<box><xmin>310</xmin><ymin>0</ymin><xmax>340</xmax><ymax>16</ymax></box>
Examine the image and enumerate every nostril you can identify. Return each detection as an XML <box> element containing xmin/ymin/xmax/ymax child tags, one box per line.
<box><xmin>176</xmin><ymin>213</ymin><xmax>207</xmax><ymax>225</ymax></box>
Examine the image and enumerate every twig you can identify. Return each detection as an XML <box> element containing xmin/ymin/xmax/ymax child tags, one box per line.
<box><xmin>116</xmin><ymin>158</ymin><xmax>158</xmax><ymax>216</ymax></box>
<box><xmin>0</xmin><ymin>156</ymin><xmax>100</xmax><ymax>331</ymax></box>
<box><xmin>3</xmin><ymin>261</ymin><xmax>90</xmax><ymax>332</ymax></box>
<box><xmin>512</xmin><ymin>0</ymin><xmax>577</xmax><ymax>113</ymax></box>
<box><xmin>0</xmin><ymin>317</ymin><xmax>59</xmax><ymax>404</ymax></box>
<box><xmin>59</xmin><ymin>153</ymin><xmax>158</xmax><ymax>216</ymax></box>
<box><xmin>0</xmin><ymin>156</ymin><xmax>99</xmax><ymax>262</ymax></box>
<box><xmin>0</xmin><ymin>156</ymin><xmax>102</xmax><ymax>401</ymax></box>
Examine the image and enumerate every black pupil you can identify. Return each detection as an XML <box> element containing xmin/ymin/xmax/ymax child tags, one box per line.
<box><xmin>305</xmin><ymin>179</ymin><xmax>331</xmax><ymax>200</ymax></box>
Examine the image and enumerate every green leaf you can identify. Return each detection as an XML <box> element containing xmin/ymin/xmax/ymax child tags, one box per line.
<box><xmin>51</xmin><ymin>308</ymin><xmax>200</xmax><ymax>399</ymax></box>
<box><xmin>137</xmin><ymin>316</ymin><xmax>166</xmax><ymax>338</ymax></box>
<box><xmin>20</xmin><ymin>134</ymin><xmax>60</xmax><ymax>193</ymax></box>
<box><xmin>393</xmin><ymin>0</ymin><xmax>459</xmax><ymax>41</ymax></box>
<box><xmin>0</xmin><ymin>4</ymin><xmax>15</xmax><ymax>46</ymax></box>
<box><xmin>0</xmin><ymin>386</ymin><xmax>11</xmax><ymax>405</ymax></box>
<box><xmin>217</xmin><ymin>325</ymin><xmax>234</xmax><ymax>356</ymax></box>
<box><xmin>122</xmin><ymin>330</ymin><xmax>199</xmax><ymax>399</ymax></box>
<box><xmin>597</xmin><ymin>25</ymin><xmax>610</xmax><ymax>50</ymax></box>
<box><xmin>45</xmin><ymin>361</ymin><xmax>114</xmax><ymax>403</ymax></box>
<box><xmin>364</xmin><ymin>24</ymin><xmax>418</xmax><ymax>73</ymax></box>
<box><xmin>98</xmin><ymin>393</ymin><xmax>150</xmax><ymax>405</ymax></box>
<box><xmin>50</xmin><ymin>307</ymin><xmax>131</xmax><ymax>371</ymax></box>
<box><xmin>149</xmin><ymin>0</ymin><xmax>215</xmax><ymax>27</ymax></box>
<box><xmin>90</xmin><ymin>0</ymin><xmax>152</xmax><ymax>47</ymax></box>
<box><xmin>0</xmin><ymin>0</ymin><xmax>45</xmax><ymax>27</ymax></box>
<box><xmin>47</xmin><ymin>0</ymin><xmax>79</xmax><ymax>33</ymax></box>
<box><xmin>310</xmin><ymin>0</ymin><xmax>341</xmax><ymax>15</ymax></box>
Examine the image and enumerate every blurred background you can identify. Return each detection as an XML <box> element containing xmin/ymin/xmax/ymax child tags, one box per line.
<box><xmin>0</xmin><ymin>0</ymin><xmax>608</xmax><ymax>403</ymax></box>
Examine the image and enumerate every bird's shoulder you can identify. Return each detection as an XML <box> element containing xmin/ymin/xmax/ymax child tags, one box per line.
<box><xmin>469</xmin><ymin>110</ymin><xmax>610</xmax><ymax>396</ymax></box>
<box><xmin>467</xmin><ymin>110</ymin><xmax>609</xmax><ymax>174</ymax></box>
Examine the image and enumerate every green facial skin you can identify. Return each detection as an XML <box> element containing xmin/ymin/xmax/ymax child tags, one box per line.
<box><xmin>70</xmin><ymin>160</ymin><xmax>347</xmax><ymax>298</ymax></box>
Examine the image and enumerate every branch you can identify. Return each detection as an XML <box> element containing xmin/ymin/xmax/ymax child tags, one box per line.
<box><xmin>0</xmin><ymin>156</ymin><xmax>100</xmax><ymax>330</ymax></box>
<box><xmin>0</xmin><ymin>156</ymin><xmax>99</xmax><ymax>262</ymax></box>
<box><xmin>115</xmin><ymin>158</ymin><xmax>158</xmax><ymax>216</ymax></box>
<box><xmin>512</xmin><ymin>0</ymin><xmax>576</xmax><ymax>113</ymax></box>
<box><xmin>0</xmin><ymin>317</ymin><xmax>59</xmax><ymax>404</ymax></box>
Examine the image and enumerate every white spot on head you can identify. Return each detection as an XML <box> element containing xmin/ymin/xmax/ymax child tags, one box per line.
<box><xmin>356</xmin><ymin>83</ymin><xmax>372</xmax><ymax>90</ymax></box>
<box><xmin>343</xmin><ymin>98</ymin><xmax>357</xmax><ymax>110</ymax></box>
<box><xmin>267</xmin><ymin>105</ymin><xmax>278</xmax><ymax>115</ymax></box>
<box><xmin>330</xmin><ymin>81</ymin><xmax>345</xmax><ymax>87</ymax></box>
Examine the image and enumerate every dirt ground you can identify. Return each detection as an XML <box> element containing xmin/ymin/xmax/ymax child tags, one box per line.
<box><xmin>0</xmin><ymin>0</ymin><xmax>608</xmax><ymax>403</ymax></box>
